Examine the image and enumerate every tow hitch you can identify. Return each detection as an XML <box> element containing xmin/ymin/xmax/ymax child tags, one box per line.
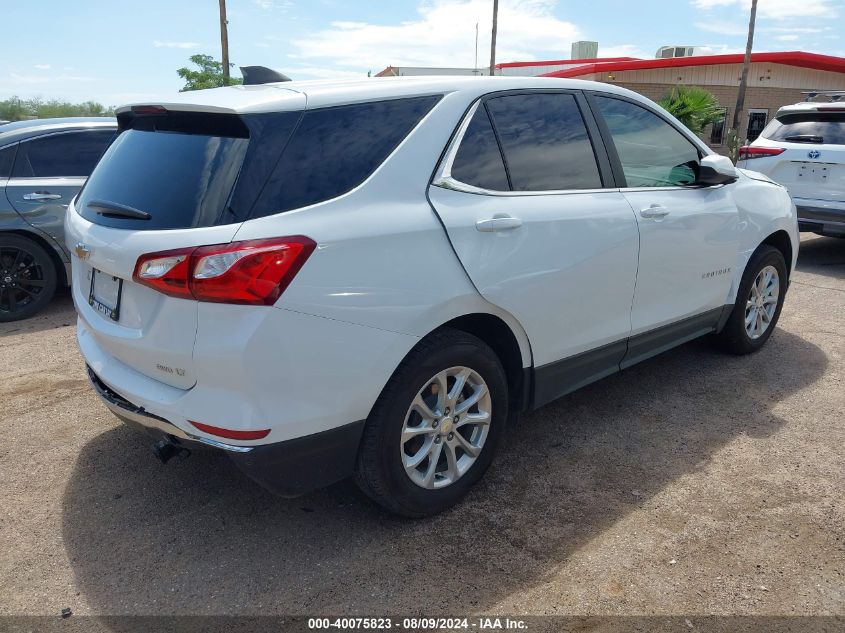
<box><xmin>152</xmin><ymin>438</ymin><xmax>191</xmax><ymax>464</ymax></box>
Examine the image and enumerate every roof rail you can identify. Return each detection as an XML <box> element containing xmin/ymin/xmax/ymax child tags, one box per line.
<box><xmin>240</xmin><ymin>66</ymin><xmax>292</xmax><ymax>85</ymax></box>
<box><xmin>802</xmin><ymin>90</ymin><xmax>845</xmax><ymax>102</ymax></box>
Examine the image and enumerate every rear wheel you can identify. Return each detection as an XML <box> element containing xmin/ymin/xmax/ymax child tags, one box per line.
<box><xmin>354</xmin><ymin>329</ymin><xmax>508</xmax><ymax>517</ymax></box>
<box><xmin>713</xmin><ymin>245</ymin><xmax>787</xmax><ymax>355</ymax></box>
<box><xmin>0</xmin><ymin>234</ymin><xmax>58</xmax><ymax>322</ymax></box>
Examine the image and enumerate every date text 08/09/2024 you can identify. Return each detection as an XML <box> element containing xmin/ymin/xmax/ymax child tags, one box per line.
<box><xmin>308</xmin><ymin>617</ymin><xmax>528</xmax><ymax>630</ymax></box>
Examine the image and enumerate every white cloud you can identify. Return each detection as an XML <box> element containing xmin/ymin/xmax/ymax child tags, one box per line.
<box><xmin>153</xmin><ymin>40</ymin><xmax>199</xmax><ymax>49</ymax></box>
<box><xmin>253</xmin><ymin>0</ymin><xmax>293</xmax><ymax>9</ymax></box>
<box><xmin>34</xmin><ymin>64</ymin><xmax>51</xmax><ymax>70</ymax></box>
<box><xmin>290</xmin><ymin>0</ymin><xmax>580</xmax><ymax>71</ymax></box>
<box><xmin>690</xmin><ymin>0</ymin><xmax>838</xmax><ymax>20</ymax></box>
<box><xmin>775</xmin><ymin>34</ymin><xmax>801</xmax><ymax>41</ymax></box>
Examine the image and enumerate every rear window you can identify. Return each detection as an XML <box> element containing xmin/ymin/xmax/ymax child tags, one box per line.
<box><xmin>763</xmin><ymin>112</ymin><xmax>845</xmax><ymax>145</ymax></box>
<box><xmin>78</xmin><ymin>95</ymin><xmax>440</xmax><ymax>230</ymax></box>
<box><xmin>77</xmin><ymin>122</ymin><xmax>252</xmax><ymax>230</ymax></box>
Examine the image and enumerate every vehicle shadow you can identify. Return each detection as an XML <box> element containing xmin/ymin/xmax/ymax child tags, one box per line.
<box><xmin>0</xmin><ymin>288</ymin><xmax>75</xmax><ymax>338</ymax></box>
<box><xmin>796</xmin><ymin>235</ymin><xmax>845</xmax><ymax>280</ymax></box>
<box><xmin>61</xmin><ymin>329</ymin><xmax>826</xmax><ymax>618</ymax></box>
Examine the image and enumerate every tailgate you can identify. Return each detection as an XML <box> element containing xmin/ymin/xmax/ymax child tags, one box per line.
<box><xmin>768</xmin><ymin>149</ymin><xmax>845</xmax><ymax>203</ymax></box>
<box><xmin>67</xmin><ymin>206</ymin><xmax>242</xmax><ymax>389</ymax></box>
<box><xmin>63</xmin><ymin>105</ymin><xmax>304</xmax><ymax>390</ymax></box>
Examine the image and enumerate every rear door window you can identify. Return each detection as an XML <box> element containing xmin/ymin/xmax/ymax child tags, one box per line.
<box><xmin>484</xmin><ymin>92</ymin><xmax>603</xmax><ymax>191</ymax></box>
<box><xmin>763</xmin><ymin>112</ymin><xmax>845</xmax><ymax>145</ymax></box>
<box><xmin>450</xmin><ymin>105</ymin><xmax>510</xmax><ymax>191</ymax></box>
<box><xmin>252</xmin><ymin>95</ymin><xmax>441</xmax><ymax>216</ymax></box>
<box><xmin>0</xmin><ymin>143</ymin><xmax>16</xmax><ymax>178</ymax></box>
<box><xmin>12</xmin><ymin>129</ymin><xmax>114</xmax><ymax>178</ymax></box>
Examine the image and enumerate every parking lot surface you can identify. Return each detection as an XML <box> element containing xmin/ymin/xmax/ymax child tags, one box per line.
<box><xmin>0</xmin><ymin>234</ymin><xmax>842</xmax><ymax>617</ymax></box>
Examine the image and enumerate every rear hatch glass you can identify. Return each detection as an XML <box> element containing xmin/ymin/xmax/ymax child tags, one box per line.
<box><xmin>76</xmin><ymin>110</ymin><xmax>301</xmax><ymax>230</ymax></box>
<box><xmin>763</xmin><ymin>112</ymin><xmax>845</xmax><ymax>145</ymax></box>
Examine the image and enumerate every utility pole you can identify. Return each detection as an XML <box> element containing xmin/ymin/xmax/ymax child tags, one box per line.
<box><xmin>219</xmin><ymin>0</ymin><xmax>230</xmax><ymax>80</ymax></box>
<box><xmin>489</xmin><ymin>0</ymin><xmax>498</xmax><ymax>76</ymax></box>
<box><xmin>728</xmin><ymin>0</ymin><xmax>757</xmax><ymax>162</ymax></box>
<box><xmin>475</xmin><ymin>22</ymin><xmax>479</xmax><ymax>74</ymax></box>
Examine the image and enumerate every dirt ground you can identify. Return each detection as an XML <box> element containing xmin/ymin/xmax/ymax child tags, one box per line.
<box><xmin>0</xmin><ymin>234</ymin><xmax>842</xmax><ymax>621</ymax></box>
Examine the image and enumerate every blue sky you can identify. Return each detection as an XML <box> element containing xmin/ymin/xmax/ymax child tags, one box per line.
<box><xmin>1</xmin><ymin>0</ymin><xmax>843</xmax><ymax>106</ymax></box>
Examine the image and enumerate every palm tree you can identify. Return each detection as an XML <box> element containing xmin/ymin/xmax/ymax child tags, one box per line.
<box><xmin>658</xmin><ymin>86</ymin><xmax>723</xmax><ymax>135</ymax></box>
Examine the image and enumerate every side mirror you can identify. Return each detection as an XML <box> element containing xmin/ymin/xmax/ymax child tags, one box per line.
<box><xmin>697</xmin><ymin>154</ymin><xmax>738</xmax><ymax>186</ymax></box>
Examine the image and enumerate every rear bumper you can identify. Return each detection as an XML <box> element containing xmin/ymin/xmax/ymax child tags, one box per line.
<box><xmin>795</xmin><ymin>199</ymin><xmax>845</xmax><ymax>236</ymax></box>
<box><xmin>87</xmin><ymin>364</ymin><xmax>365</xmax><ymax>496</ymax></box>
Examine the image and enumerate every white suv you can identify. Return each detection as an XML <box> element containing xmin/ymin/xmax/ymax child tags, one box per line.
<box><xmin>66</xmin><ymin>77</ymin><xmax>798</xmax><ymax>516</ymax></box>
<box><xmin>738</xmin><ymin>100</ymin><xmax>845</xmax><ymax>237</ymax></box>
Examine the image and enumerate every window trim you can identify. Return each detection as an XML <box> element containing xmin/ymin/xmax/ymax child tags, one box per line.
<box><xmin>432</xmin><ymin>88</ymin><xmax>615</xmax><ymax>196</ymax></box>
<box><xmin>10</xmin><ymin>127</ymin><xmax>116</xmax><ymax>179</ymax></box>
<box><xmin>584</xmin><ymin>90</ymin><xmax>717</xmax><ymax>192</ymax></box>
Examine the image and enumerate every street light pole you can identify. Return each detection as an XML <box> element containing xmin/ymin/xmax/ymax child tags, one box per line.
<box><xmin>219</xmin><ymin>0</ymin><xmax>230</xmax><ymax>80</ymax></box>
<box><xmin>489</xmin><ymin>0</ymin><xmax>498</xmax><ymax>76</ymax></box>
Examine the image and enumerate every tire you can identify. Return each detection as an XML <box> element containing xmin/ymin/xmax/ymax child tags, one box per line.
<box><xmin>354</xmin><ymin>328</ymin><xmax>508</xmax><ymax>517</ymax></box>
<box><xmin>712</xmin><ymin>245</ymin><xmax>787</xmax><ymax>355</ymax></box>
<box><xmin>0</xmin><ymin>234</ymin><xmax>58</xmax><ymax>322</ymax></box>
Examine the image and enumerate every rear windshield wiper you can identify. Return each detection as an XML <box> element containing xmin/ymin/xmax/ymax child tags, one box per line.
<box><xmin>783</xmin><ymin>134</ymin><xmax>824</xmax><ymax>143</ymax></box>
<box><xmin>87</xmin><ymin>199</ymin><xmax>151</xmax><ymax>220</ymax></box>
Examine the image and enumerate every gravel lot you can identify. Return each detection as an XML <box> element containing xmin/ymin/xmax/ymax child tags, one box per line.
<box><xmin>1</xmin><ymin>234</ymin><xmax>842</xmax><ymax>620</ymax></box>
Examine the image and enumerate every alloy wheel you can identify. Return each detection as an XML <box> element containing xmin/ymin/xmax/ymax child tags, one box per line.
<box><xmin>745</xmin><ymin>265</ymin><xmax>779</xmax><ymax>340</ymax></box>
<box><xmin>0</xmin><ymin>246</ymin><xmax>47</xmax><ymax>317</ymax></box>
<box><xmin>400</xmin><ymin>366</ymin><xmax>492</xmax><ymax>489</ymax></box>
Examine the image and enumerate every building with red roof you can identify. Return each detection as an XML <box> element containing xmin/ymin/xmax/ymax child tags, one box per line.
<box><xmin>375</xmin><ymin>50</ymin><xmax>845</xmax><ymax>151</ymax></box>
<box><xmin>508</xmin><ymin>51</ymin><xmax>845</xmax><ymax>151</ymax></box>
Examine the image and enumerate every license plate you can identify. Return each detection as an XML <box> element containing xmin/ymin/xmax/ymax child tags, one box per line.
<box><xmin>88</xmin><ymin>268</ymin><xmax>123</xmax><ymax>322</ymax></box>
<box><xmin>797</xmin><ymin>162</ymin><xmax>830</xmax><ymax>183</ymax></box>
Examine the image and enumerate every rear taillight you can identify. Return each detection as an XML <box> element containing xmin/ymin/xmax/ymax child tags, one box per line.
<box><xmin>739</xmin><ymin>146</ymin><xmax>786</xmax><ymax>160</ymax></box>
<box><xmin>134</xmin><ymin>249</ymin><xmax>193</xmax><ymax>298</ymax></box>
<box><xmin>133</xmin><ymin>236</ymin><xmax>315</xmax><ymax>305</ymax></box>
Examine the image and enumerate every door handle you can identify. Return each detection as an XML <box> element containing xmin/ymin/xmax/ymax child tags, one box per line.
<box><xmin>22</xmin><ymin>192</ymin><xmax>62</xmax><ymax>201</ymax></box>
<box><xmin>640</xmin><ymin>205</ymin><xmax>670</xmax><ymax>220</ymax></box>
<box><xmin>476</xmin><ymin>215</ymin><xmax>523</xmax><ymax>232</ymax></box>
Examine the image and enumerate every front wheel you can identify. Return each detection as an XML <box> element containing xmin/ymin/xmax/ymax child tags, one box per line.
<box><xmin>354</xmin><ymin>329</ymin><xmax>508</xmax><ymax>517</ymax></box>
<box><xmin>713</xmin><ymin>245</ymin><xmax>788</xmax><ymax>355</ymax></box>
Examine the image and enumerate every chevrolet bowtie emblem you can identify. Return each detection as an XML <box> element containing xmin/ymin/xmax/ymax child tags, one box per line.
<box><xmin>74</xmin><ymin>243</ymin><xmax>91</xmax><ymax>260</ymax></box>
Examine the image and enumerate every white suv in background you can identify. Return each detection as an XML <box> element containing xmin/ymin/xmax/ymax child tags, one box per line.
<box><xmin>66</xmin><ymin>77</ymin><xmax>798</xmax><ymax>516</ymax></box>
<box><xmin>738</xmin><ymin>100</ymin><xmax>845</xmax><ymax>237</ymax></box>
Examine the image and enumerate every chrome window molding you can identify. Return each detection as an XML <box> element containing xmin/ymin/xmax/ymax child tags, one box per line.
<box><xmin>6</xmin><ymin>177</ymin><xmax>87</xmax><ymax>186</ymax></box>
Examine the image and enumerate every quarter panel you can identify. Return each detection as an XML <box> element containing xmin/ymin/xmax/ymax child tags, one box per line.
<box><xmin>232</xmin><ymin>90</ymin><xmax>534</xmax><ymax>367</ymax></box>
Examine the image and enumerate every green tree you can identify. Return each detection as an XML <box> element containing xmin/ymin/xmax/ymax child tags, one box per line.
<box><xmin>177</xmin><ymin>54</ymin><xmax>241</xmax><ymax>91</ymax></box>
<box><xmin>658</xmin><ymin>86</ymin><xmax>723</xmax><ymax>135</ymax></box>
<box><xmin>0</xmin><ymin>96</ymin><xmax>113</xmax><ymax>121</ymax></box>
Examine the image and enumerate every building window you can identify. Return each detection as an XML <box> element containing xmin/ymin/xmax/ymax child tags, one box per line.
<box><xmin>747</xmin><ymin>109</ymin><xmax>769</xmax><ymax>142</ymax></box>
<box><xmin>710</xmin><ymin>107</ymin><xmax>728</xmax><ymax>145</ymax></box>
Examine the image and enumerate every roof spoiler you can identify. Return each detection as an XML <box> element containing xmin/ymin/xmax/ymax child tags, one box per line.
<box><xmin>240</xmin><ymin>66</ymin><xmax>292</xmax><ymax>85</ymax></box>
<box><xmin>802</xmin><ymin>90</ymin><xmax>845</xmax><ymax>102</ymax></box>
